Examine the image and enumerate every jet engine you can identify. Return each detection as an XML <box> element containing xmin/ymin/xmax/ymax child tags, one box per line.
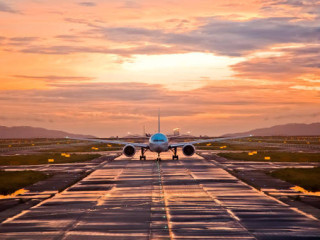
<box><xmin>182</xmin><ymin>144</ymin><xmax>195</xmax><ymax>156</ymax></box>
<box><xmin>123</xmin><ymin>144</ymin><xmax>136</xmax><ymax>157</ymax></box>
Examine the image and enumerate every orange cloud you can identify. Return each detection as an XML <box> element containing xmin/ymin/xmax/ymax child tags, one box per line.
<box><xmin>232</xmin><ymin>44</ymin><xmax>320</xmax><ymax>83</ymax></box>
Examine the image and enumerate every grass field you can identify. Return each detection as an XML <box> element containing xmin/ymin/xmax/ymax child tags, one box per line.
<box><xmin>196</xmin><ymin>142</ymin><xmax>277</xmax><ymax>151</ymax></box>
<box><xmin>268</xmin><ymin>167</ymin><xmax>320</xmax><ymax>192</ymax></box>
<box><xmin>0</xmin><ymin>170</ymin><xmax>50</xmax><ymax>195</ymax></box>
<box><xmin>218</xmin><ymin>151</ymin><xmax>320</xmax><ymax>162</ymax></box>
<box><xmin>0</xmin><ymin>153</ymin><xmax>101</xmax><ymax>165</ymax></box>
<box><xmin>42</xmin><ymin>143</ymin><xmax>122</xmax><ymax>153</ymax></box>
<box><xmin>0</xmin><ymin>138</ymin><xmax>78</xmax><ymax>148</ymax></box>
<box><xmin>233</xmin><ymin>136</ymin><xmax>320</xmax><ymax>145</ymax></box>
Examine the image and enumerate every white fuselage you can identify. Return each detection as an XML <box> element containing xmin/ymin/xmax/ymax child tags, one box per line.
<box><xmin>149</xmin><ymin>133</ymin><xmax>169</xmax><ymax>153</ymax></box>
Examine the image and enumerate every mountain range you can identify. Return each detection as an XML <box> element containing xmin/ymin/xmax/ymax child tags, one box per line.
<box><xmin>0</xmin><ymin>122</ymin><xmax>319</xmax><ymax>138</ymax></box>
<box><xmin>223</xmin><ymin>122</ymin><xmax>320</xmax><ymax>137</ymax></box>
<box><xmin>0</xmin><ymin>126</ymin><xmax>95</xmax><ymax>139</ymax></box>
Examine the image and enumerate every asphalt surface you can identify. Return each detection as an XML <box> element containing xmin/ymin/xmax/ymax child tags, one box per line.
<box><xmin>199</xmin><ymin>151</ymin><xmax>320</xmax><ymax>171</ymax></box>
<box><xmin>1</xmin><ymin>152</ymin><xmax>320</xmax><ymax>239</ymax></box>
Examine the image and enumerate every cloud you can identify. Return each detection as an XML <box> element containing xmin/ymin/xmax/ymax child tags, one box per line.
<box><xmin>119</xmin><ymin>1</ymin><xmax>141</xmax><ymax>9</ymax></box>
<box><xmin>0</xmin><ymin>81</ymin><xmax>312</xmax><ymax>107</ymax></box>
<box><xmin>170</xmin><ymin>17</ymin><xmax>319</xmax><ymax>56</ymax></box>
<box><xmin>45</xmin><ymin>82</ymin><xmax>174</xmax><ymax>102</ymax></box>
<box><xmin>267</xmin><ymin>0</ymin><xmax>319</xmax><ymax>7</ymax></box>
<box><xmin>78</xmin><ymin>2</ymin><xmax>96</xmax><ymax>7</ymax></box>
<box><xmin>25</xmin><ymin>17</ymin><xmax>318</xmax><ymax>57</ymax></box>
<box><xmin>80</xmin><ymin>17</ymin><xmax>318</xmax><ymax>56</ymax></box>
<box><xmin>55</xmin><ymin>35</ymin><xmax>84</xmax><ymax>42</ymax></box>
<box><xmin>0</xmin><ymin>36</ymin><xmax>40</xmax><ymax>48</ymax></box>
<box><xmin>10</xmin><ymin>37</ymin><xmax>39</xmax><ymax>42</ymax></box>
<box><xmin>260</xmin><ymin>0</ymin><xmax>320</xmax><ymax>18</ymax></box>
<box><xmin>273</xmin><ymin>111</ymin><xmax>320</xmax><ymax>120</ymax></box>
<box><xmin>0</xmin><ymin>1</ymin><xmax>18</xmax><ymax>13</ymax></box>
<box><xmin>19</xmin><ymin>44</ymin><xmax>187</xmax><ymax>56</ymax></box>
<box><xmin>231</xmin><ymin>44</ymin><xmax>320</xmax><ymax>80</ymax></box>
<box><xmin>291</xmin><ymin>85</ymin><xmax>320</xmax><ymax>91</ymax></box>
<box><xmin>8</xmin><ymin>37</ymin><xmax>40</xmax><ymax>46</ymax></box>
<box><xmin>13</xmin><ymin>75</ymin><xmax>95</xmax><ymax>83</ymax></box>
<box><xmin>0</xmin><ymin>82</ymin><xmax>171</xmax><ymax>104</ymax></box>
<box><xmin>0</xmin><ymin>115</ymin><xmax>45</xmax><ymax>123</ymax></box>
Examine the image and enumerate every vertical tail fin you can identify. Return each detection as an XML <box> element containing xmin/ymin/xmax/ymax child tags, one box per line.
<box><xmin>158</xmin><ymin>109</ymin><xmax>160</xmax><ymax>133</ymax></box>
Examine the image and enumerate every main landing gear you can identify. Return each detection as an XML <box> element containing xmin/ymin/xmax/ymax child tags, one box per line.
<box><xmin>171</xmin><ymin>147</ymin><xmax>179</xmax><ymax>160</ymax></box>
<box><xmin>140</xmin><ymin>148</ymin><xmax>147</xmax><ymax>161</ymax></box>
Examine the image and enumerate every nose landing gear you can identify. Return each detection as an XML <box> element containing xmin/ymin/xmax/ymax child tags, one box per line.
<box><xmin>156</xmin><ymin>153</ymin><xmax>161</xmax><ymax>161</ymax></box>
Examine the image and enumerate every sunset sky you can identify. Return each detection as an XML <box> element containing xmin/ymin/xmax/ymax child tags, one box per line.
<box><xmin>0</xmin><ymin>0</ymin><xmax>319</xmax><ymax>137</ymax></box>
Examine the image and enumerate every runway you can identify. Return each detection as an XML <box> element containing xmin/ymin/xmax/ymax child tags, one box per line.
<box><xmin>1</xmin><ymin>152</ymin><xmax>320</xmax><ymax>239</ymax></box>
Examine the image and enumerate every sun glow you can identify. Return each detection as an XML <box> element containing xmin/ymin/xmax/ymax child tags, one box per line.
<box><xmin>123</xmin><ymin>52</ymin><xmax>242</xmax><ymax>71</ymax></box>
<box><xmin>119</xmin><ymin>52</ymin><xmax>243</xmax><ymax>89</ymax></box>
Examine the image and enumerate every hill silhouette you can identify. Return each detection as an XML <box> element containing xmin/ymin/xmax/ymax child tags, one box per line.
<box><xmin>0</xmin><ymin>126</ymin><xmax>95</xmax><ymax>139</ymax></box>
<box><xmin>224</xmin><ymin>123</ymin><xmax>320</xmax><ymax>137</ymax></box>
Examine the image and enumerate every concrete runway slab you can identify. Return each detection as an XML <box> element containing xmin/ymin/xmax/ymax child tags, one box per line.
<box><xmin>0</xmin><ymin>152</ymin><xmax>319</xmax><ymax>239</ymax></box>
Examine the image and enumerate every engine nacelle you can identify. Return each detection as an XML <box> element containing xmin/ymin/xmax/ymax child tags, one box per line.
<box><xmin>123</xmin><ymin>144</ymin><xmax>136</xmax><ymax>157</ymax></box>
<box><xmin>182</xmin><ymin>144</ymin><xmax>195</xmax><ymax>156</ymax></box>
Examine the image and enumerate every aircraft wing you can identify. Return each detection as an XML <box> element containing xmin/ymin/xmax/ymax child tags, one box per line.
<box><xmin>66</xmin><ymin>137</ymin><xmax>149</xmax><ymax>148</ymax></box>
<box><xmin>169</xmin><ymin>135</ymin><xmax>252</xmax><ymax>148</ymax></box>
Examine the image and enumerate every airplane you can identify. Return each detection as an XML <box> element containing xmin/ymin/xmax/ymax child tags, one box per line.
<box><xmin>68</xmin><ymin>112</ymin><xmax>251</xmax><ymax>161</ymax></box>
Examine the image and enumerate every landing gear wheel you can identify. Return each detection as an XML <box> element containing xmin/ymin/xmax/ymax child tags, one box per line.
<box><xmin>156</xmin><ymin>153</ymin><xmax>162</xmax><ymax>161</ymax></box>
<box><xmin>172</xmin><ymin>155</ymin><xmax>179</xmax><ymax>160</ymax></box>
<box><xmin>140</xmin><ymin>156</ymin><xmax>146</xmax><ymax>161</ymax></box>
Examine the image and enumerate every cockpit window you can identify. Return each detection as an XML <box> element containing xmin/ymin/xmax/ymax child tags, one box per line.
<box><xmin>150</xmin><ymin>133</ymin><xmax>168</xmax><ymax>143</ymax></box>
